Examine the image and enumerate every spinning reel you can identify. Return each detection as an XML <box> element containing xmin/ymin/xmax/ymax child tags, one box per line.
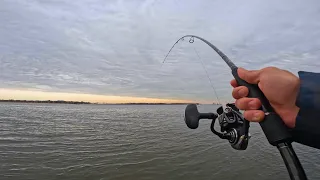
<box><xmin>185</xmin><ymin>103</ymin><xmax>250</xmax><ymax>150</ymax></box>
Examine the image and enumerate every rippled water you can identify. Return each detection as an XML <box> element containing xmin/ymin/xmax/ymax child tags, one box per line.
<box><xmin>1</xmin><ymin>103</ymin><xmax>320</xmax><ymax>180</ymax></box>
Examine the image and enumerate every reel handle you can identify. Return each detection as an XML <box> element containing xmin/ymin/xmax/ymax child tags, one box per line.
<box><xmin>184</xmin><ymin>104</ymin><xmax>217</xmax><ymax>129</ymax></box>
<box><xmin>231</xmin><ymin>67</ymin><xmax>292</xmax><ymax>146</ymax></box>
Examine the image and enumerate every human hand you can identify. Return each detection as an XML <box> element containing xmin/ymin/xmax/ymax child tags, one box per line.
<box><xmin>230</xmin><ymin>67</ymin><xmax>300</xmax><ymax>128</ymax></box>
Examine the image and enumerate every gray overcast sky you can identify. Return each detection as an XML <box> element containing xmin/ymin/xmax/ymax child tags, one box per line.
<box><xmin>1</xmin><ymin>0</ymin><xmax>320</xmax><ymax>102</ymax></box>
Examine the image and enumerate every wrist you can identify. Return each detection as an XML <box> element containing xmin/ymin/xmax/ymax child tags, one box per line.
<box><xmin>281</xmin><ymin>106</ymin><xmax>300</xmax><ymax>128</ymax></box>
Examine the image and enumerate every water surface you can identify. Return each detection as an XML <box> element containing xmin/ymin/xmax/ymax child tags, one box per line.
<box><xmin>1</xmin><ymin>103</ymin><xmax>319</xmax><ymax>180</ymax></box>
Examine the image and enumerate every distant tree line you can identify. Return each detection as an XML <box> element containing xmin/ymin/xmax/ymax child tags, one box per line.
<box><xmin>0</xmin><ymin>99</ymin><xmax>192</xmax><ymax>105</ymax></box>
<box><xmin>112</xmin><ymin>102</ymin><xmax>198</xmax><ymax>105</ymax></box>
<box><xmin>0</xmin><ymin>99</ymin><xmax>91</xmax><ymax>104</ymax></box>
<box><xmin>0</xmin><ymin>99</ymin><xmax>220</xmax><ymax>105</ymax></box>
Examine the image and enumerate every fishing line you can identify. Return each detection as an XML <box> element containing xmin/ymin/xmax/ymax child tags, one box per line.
<box><xmin>161</xmin><ymin>36</ymin><xmax>222</xmax><ymax>104</ymax></box>
<box><xmin>193</xmin><ymin>47</ymin><xmax>221</xmax><ymax>105</ymax></box>
<box><xmin>159</xmin><ymin>38</ymin><xmax>196</xmax><ymax>99</ymax></box>
<box><xmin>163</xmin><ymin>35</ymin><xmax>236</xmax><ymax>69</ymax></box>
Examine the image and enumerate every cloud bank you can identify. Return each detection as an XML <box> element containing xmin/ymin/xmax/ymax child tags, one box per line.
<box><xmin>1</xmin><ymin>0</ymin><xmax>320</xmax><ymax>102</ymax></box>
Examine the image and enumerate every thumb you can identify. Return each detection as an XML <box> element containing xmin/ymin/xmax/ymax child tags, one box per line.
<box><xmin>238</xmin><ymin>67</ymin><xmax>261</xmax><ymax>84</ymax></box>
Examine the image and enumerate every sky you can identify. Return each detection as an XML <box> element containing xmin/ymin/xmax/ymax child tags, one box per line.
<box><xmin>1</xmin><ymin>0</ymin><xmax>320</xmax><ymax>103</ymax></box>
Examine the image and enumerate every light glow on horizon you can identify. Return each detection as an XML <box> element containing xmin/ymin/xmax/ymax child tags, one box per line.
<box><xmin>0</xmin><ymin>88</ymin><xmax>203</xmax><ymax>104</ymax></box>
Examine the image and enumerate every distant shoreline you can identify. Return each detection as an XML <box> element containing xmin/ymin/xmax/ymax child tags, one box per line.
<box><xmin>0</xmin><ymin>99</ymin><xmax>219</xmax><ymax>105</ymax></box>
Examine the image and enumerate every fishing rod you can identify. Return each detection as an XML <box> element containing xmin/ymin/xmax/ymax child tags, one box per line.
<box><xmin>163</xmin><ymin>35</ymin><xmax>307</xmax><ymax>180</ymax></box>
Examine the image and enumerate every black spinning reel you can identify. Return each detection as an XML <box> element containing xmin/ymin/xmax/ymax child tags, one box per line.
<box><xmin>184</xmin><ymin>103</ymin><xmax>250</xmax><ymax>150</ymax></box>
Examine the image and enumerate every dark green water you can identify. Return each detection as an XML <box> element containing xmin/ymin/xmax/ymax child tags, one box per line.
<box><xmin>0</xmin><ymin>103</ymin><xmax>319</xmax><ymax>180</ymax></box>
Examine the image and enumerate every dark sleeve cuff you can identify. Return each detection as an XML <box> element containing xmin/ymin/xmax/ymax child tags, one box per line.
<box><xmin>292</xmin><ymin>71</ymin><xmax>320</xmax><ymax>149</ymax></box>
<box><xmin>291</xmin><ymin>108</ymin><xmax>320</xmax><ymax>149</ymax></box>
<box><xmin>296</xmin><ymin>71</ymin><xmax>320</xmax><ymax>110</ymax></box>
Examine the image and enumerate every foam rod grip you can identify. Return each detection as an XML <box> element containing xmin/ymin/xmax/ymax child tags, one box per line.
<box><xmin>231</xmin><ymin>67</ymin><xmax>291</xmax><ymax>146</ymax></box>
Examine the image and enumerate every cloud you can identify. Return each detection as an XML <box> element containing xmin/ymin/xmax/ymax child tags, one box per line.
<box><xmin>1</xmin><ymin>0</ymin><xmax>320</xmax><ymax>102</ymax></box>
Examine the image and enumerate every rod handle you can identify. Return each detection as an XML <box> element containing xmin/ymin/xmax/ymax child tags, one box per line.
<box><xmin>232</xmin><ymin>67</ymin><xmax>291</xmax><ymax>145</ymax></box>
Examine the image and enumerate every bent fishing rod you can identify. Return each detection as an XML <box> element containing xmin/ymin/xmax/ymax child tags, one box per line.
<box><xmin>163</xmin><ymin>35</ymin><xmax>307</xmax><ymax>180</ymax></box>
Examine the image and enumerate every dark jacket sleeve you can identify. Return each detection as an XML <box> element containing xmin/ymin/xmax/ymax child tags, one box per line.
<box><xmin>291</xmin><ymin>71</ymin><xmax>320</xmax><ymax>149</ymax></box>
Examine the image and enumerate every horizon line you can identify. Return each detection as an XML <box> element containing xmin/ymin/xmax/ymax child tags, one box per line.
<box><xmin>0</xmin><ymin>99</ymin><xmax>220</xmax><ymax>105</ymax></box>
<box><xmin>0</xmin><ymin>88</ymin><xmax>219</xmax><ymax>104</ymax></box>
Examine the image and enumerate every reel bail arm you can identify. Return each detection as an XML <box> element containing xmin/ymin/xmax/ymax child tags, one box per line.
<box><xmin>185</xmin><ymin>103</ymin><xmax>250</xmax><ymax>150</ymax></box>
